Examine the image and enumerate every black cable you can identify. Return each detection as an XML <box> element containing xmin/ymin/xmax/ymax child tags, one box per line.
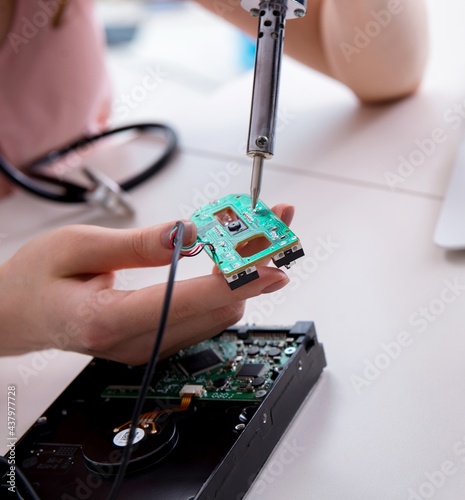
<box><xmin>0</xmin><ymin>123</ymin><xmax>177</xmax><ymax>203</ymax></box>
<box><xmin>108</xmin><ymin>221</ymin><xmax>185</xmax><ymax>500</ymax></box>
<box><xmin>0</xmin><ymin>454</ymin><xmax>40</xmax><ymax>500</ymax></box>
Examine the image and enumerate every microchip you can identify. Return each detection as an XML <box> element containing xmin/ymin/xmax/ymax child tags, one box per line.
<box><xmin>213</xmin><ymin>377</ymin><xmax>227</xmax><ymax>388</ymax></box>
<box><xmin>236</xmin><ymin>363</ymin><xmax>265</xmax><ymax>378</ymax></box>
<box><xmin>178</xmin><ymin>349</ymin><xmax>223</xmax><ymax>376</ymax></box>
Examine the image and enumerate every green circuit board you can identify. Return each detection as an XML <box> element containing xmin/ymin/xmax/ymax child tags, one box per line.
<box><xmin>102</xmin><ymin>331</ymin><xmax>301</xmax><ymax>402</ymax></box>
<box><xmin>187</xmin><ymin>194</ymin><xmax>304</xmax><ymax>289</ymax></box>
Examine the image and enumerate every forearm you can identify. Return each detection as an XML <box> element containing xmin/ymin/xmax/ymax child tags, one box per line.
<box><xmin>0</xmin><ymin>260</ymin><xmax>41</xmax><ymax>356</ymax></box>
<box><xmin>195</xmin><ymin>0</ymin><xmax>428</xmax><ymax>102</ymax></box>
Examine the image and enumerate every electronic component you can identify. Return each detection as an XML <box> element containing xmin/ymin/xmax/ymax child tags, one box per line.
<box><xmin>237</xmin><ymin>363</ymin><xmax>265</xmax><ymax>379</ymax></box>
<box><xmin>247</xmin><ymin>346</ymin><xmax>260</xmax><ymax>356</ymax></box>
<box><xmin>267</xmin><ymin>347</ymin><xmax>281</xmax><ymax>357</ymax></box>
<box><xmin>178</xmin><ymin>348</ymin><xmax>223</xmax><ymax>376</ymax></box>
<box><xmin>212</xmin><ymin>377</ymin><xmax>227</xmax><ymax>388</ymax></box>
<box><xmin>188</xmin><ymin>194</ymin><xmax>305</xmax><ymax>289</ymax></box>
<box><xmin>103</xmin><ymin>333</ymin><xmax>294</xmax><ymax>402</ymax></box>
<box><xmin>251</xmin><ymin>377</ymin><xmax>265</xmax><ymax>387</ymax></box>
<box><xmin>179</xmin><ymin>385</ymin><xmax>205</xmax><ymax>398</ymax></box>
<box><xmin>82</xmin><ymin>412</ymin><xmax>178</xmax><ymax>475</ymax></box>
<box><xmin>7</xmin><ymin>322</ymin><xmax>326</xmax><ymax>499</ymax></box>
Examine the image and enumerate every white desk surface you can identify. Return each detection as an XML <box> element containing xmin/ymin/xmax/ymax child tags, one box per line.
<box><xmin>2</xmin><ymin>1</ymin><xmax>465</xmax><ymax>499</ymax></box>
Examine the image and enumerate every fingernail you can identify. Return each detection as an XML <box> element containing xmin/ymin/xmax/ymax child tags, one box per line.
<box><xmin>161</xmin><ymin>221</ymin><xmax>197</xmax><ymax>249</ymax></box>
<box><xmin>262</xmin><ymin>275</ymin><xmax>290</xmax><ymax>294</ymax></box>
<box><xmin>182</xmin><ymin>221</ymin><xmax>197</xmax><ymax>246</ymax></box>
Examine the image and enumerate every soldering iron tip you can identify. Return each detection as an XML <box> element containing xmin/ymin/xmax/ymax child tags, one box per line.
<box><xmin>251</xmin><ymin>188</ymin><xmax>260</xmax><ymax>210</ymax></box>
<box><xmin>250</xmin><ymin>155</ymin><xmax>264</xmax><ymax>210</ymax></box>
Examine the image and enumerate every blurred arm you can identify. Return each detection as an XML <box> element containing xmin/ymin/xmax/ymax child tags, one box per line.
<box><xmin>195</xmin><ymin>0</ymin><xmax>429</xmax><ymax>102</ymax></box>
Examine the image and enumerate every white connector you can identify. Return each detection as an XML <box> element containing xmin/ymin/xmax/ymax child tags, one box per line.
<box><xmin>179</xmin><ymin>385</ymin><xmax>205</xmax><ymax>398</ymax></box>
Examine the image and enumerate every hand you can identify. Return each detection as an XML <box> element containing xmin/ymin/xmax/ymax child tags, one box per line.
<box><xmin>0</xmin><ymin>205</ymin><xmax>294</xmax><ymax>365</ymax></box>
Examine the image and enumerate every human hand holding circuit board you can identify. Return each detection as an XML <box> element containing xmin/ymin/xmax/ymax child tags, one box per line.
<box><xmin>182</xmin><ymin>194</ymin><xmax>305</xmax><ymax>290</ymax></box>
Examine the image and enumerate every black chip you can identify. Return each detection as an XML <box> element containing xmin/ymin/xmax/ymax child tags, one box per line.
<box><xmin>237</xmin><ymin>363</ymin><xmax>264</xmax><ymax>378</ymax></box>
<box><xmin>213</xmin><ymin>377</ymin><xmax>227</xmax><ymax>388</ymax></box>
<box><xmin>178</xmin><ymin>349</ymin><xmax>223</xmax><ymax>376</ymax></box>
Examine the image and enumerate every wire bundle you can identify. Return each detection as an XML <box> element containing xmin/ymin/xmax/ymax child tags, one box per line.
<box><xmin>169</xmin><ymin>225</ymin><xmax>214</xmax><ymax>257</ymax></box>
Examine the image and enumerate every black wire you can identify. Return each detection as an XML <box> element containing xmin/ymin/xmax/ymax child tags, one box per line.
<box><xmin>0</xmin><ymin>454</ymin><xmax>40</xmax><ymax>500</ymax></box>
<box><xmin>108</xmin><ymin>221</ymin><xmax>185</xmax><ymax>500</ymax></box>
<box><xmin>0</xmin><ymin>123</ymin><xmax>177</xmax><ymax>203</ymax></box>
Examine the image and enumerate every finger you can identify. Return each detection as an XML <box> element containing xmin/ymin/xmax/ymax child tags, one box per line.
<box><xmin>271</xmin><ymin>204</ymin><xmax>295</xmax><ymax>227</ymax></box>
<box><xmin>100</xmin><ymin>266</ymin><xmax>289</xmax><ymax>338</ymax></box>
<box><xmin>159</xmin><ymin>302</ymin><xmax>246</xmax><ymax>359</ymax></box>
<box><xmin>50</xmin><ymin>221</ymin><xmax>197</xmax><ymax>276</ymax></box>
<box><xmin>100</xmin><ymin>302</ymin><xmax>246</xmax><ymax>365</ymax></box>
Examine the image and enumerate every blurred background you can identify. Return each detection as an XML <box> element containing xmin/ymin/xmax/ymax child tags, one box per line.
<box><xmin>96</xmin><ymin>0</ymin><xmax>256</xmax><ymax>123</ymax></box>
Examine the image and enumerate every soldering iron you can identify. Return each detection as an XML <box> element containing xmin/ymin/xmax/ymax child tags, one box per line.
<box><xmin>0</xmin><ymin>3</ymin><xmax>306</xmax><ymax>213</ymax></box>
<box><xmin>241</xmin><ymin>0</ymin><xmax>307</xmax><ymax>208</ymax></box>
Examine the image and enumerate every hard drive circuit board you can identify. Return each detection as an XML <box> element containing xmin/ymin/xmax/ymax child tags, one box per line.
<box><xmin>102</xmin><ymin>331</ymin><xmax>303</xmax><ymax>402</ymax></box>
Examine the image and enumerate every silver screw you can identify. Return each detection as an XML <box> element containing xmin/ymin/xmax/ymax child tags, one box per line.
<box><xmin>255</xmin><ymin>136</ymin><xmax>268</xmax><ymax>148</ymax></box>
<box><xmin>294</xmin><ymin>9</ymin><xmax>305</xmax><ymax>18</ymax></box>
<box><xmin>250</xmin><ymin>8</ymin><xmax>260</xmax><ymax>17</ymax></box>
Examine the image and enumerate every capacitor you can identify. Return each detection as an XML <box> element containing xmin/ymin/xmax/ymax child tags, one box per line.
<box><xmin>267</xmin><ymin>347</ymin><xmax>281</xmax><ymax>357</ymax></box>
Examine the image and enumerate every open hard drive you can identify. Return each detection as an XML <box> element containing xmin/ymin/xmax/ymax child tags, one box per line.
<box><xmin>4</xmin><ymin>321</ymin><xmax>326</xmax><ymax>499</ymax></box>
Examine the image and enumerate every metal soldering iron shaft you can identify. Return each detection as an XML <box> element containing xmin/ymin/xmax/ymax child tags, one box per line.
<box><xmin>250</xmin><ymin>155</ymin><xmax>264</xmax><ymax>209</ymax></box>
<box><xmin>246</xmin><ymin>0</ymin><xmax>286</xmax><ymax>207</ymax></box>
<box><xmin>242</xmin><ymin>0</ymin><xmax>307</xmax><ymax>207</ymax></box>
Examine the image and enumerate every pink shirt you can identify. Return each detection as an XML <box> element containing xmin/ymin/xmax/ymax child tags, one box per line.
<box><xmin>0</xmin><ymin>0</ymin><xmax>110</xmax><ymax>194</ymax></box>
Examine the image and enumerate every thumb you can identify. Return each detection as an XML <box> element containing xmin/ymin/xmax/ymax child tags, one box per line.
<box><xmin>51</xmin><ymin>221</ymin><xmax>197</xmax><ymax>276</ymax></box>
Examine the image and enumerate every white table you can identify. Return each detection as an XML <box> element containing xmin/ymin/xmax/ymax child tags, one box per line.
<box><xmin>2</xmin><ymin>1</ymin><xmax>465</xmax><ymax>498</ymax></box>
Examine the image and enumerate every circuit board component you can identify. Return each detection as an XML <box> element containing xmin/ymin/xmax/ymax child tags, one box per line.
<box><xmin>178</xmin><ymin>348</ymin><xmax>223</xmax><ymax>376</ymax></box>
<box><xmin>187</xmin><ymin>194</ymin><xmax>304</xmax><ymax>289</ymax></box>
<box><xmin>102</xmin><ymin>330</ymin><xmax>302</xmax><ymax>402</ymax></box>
